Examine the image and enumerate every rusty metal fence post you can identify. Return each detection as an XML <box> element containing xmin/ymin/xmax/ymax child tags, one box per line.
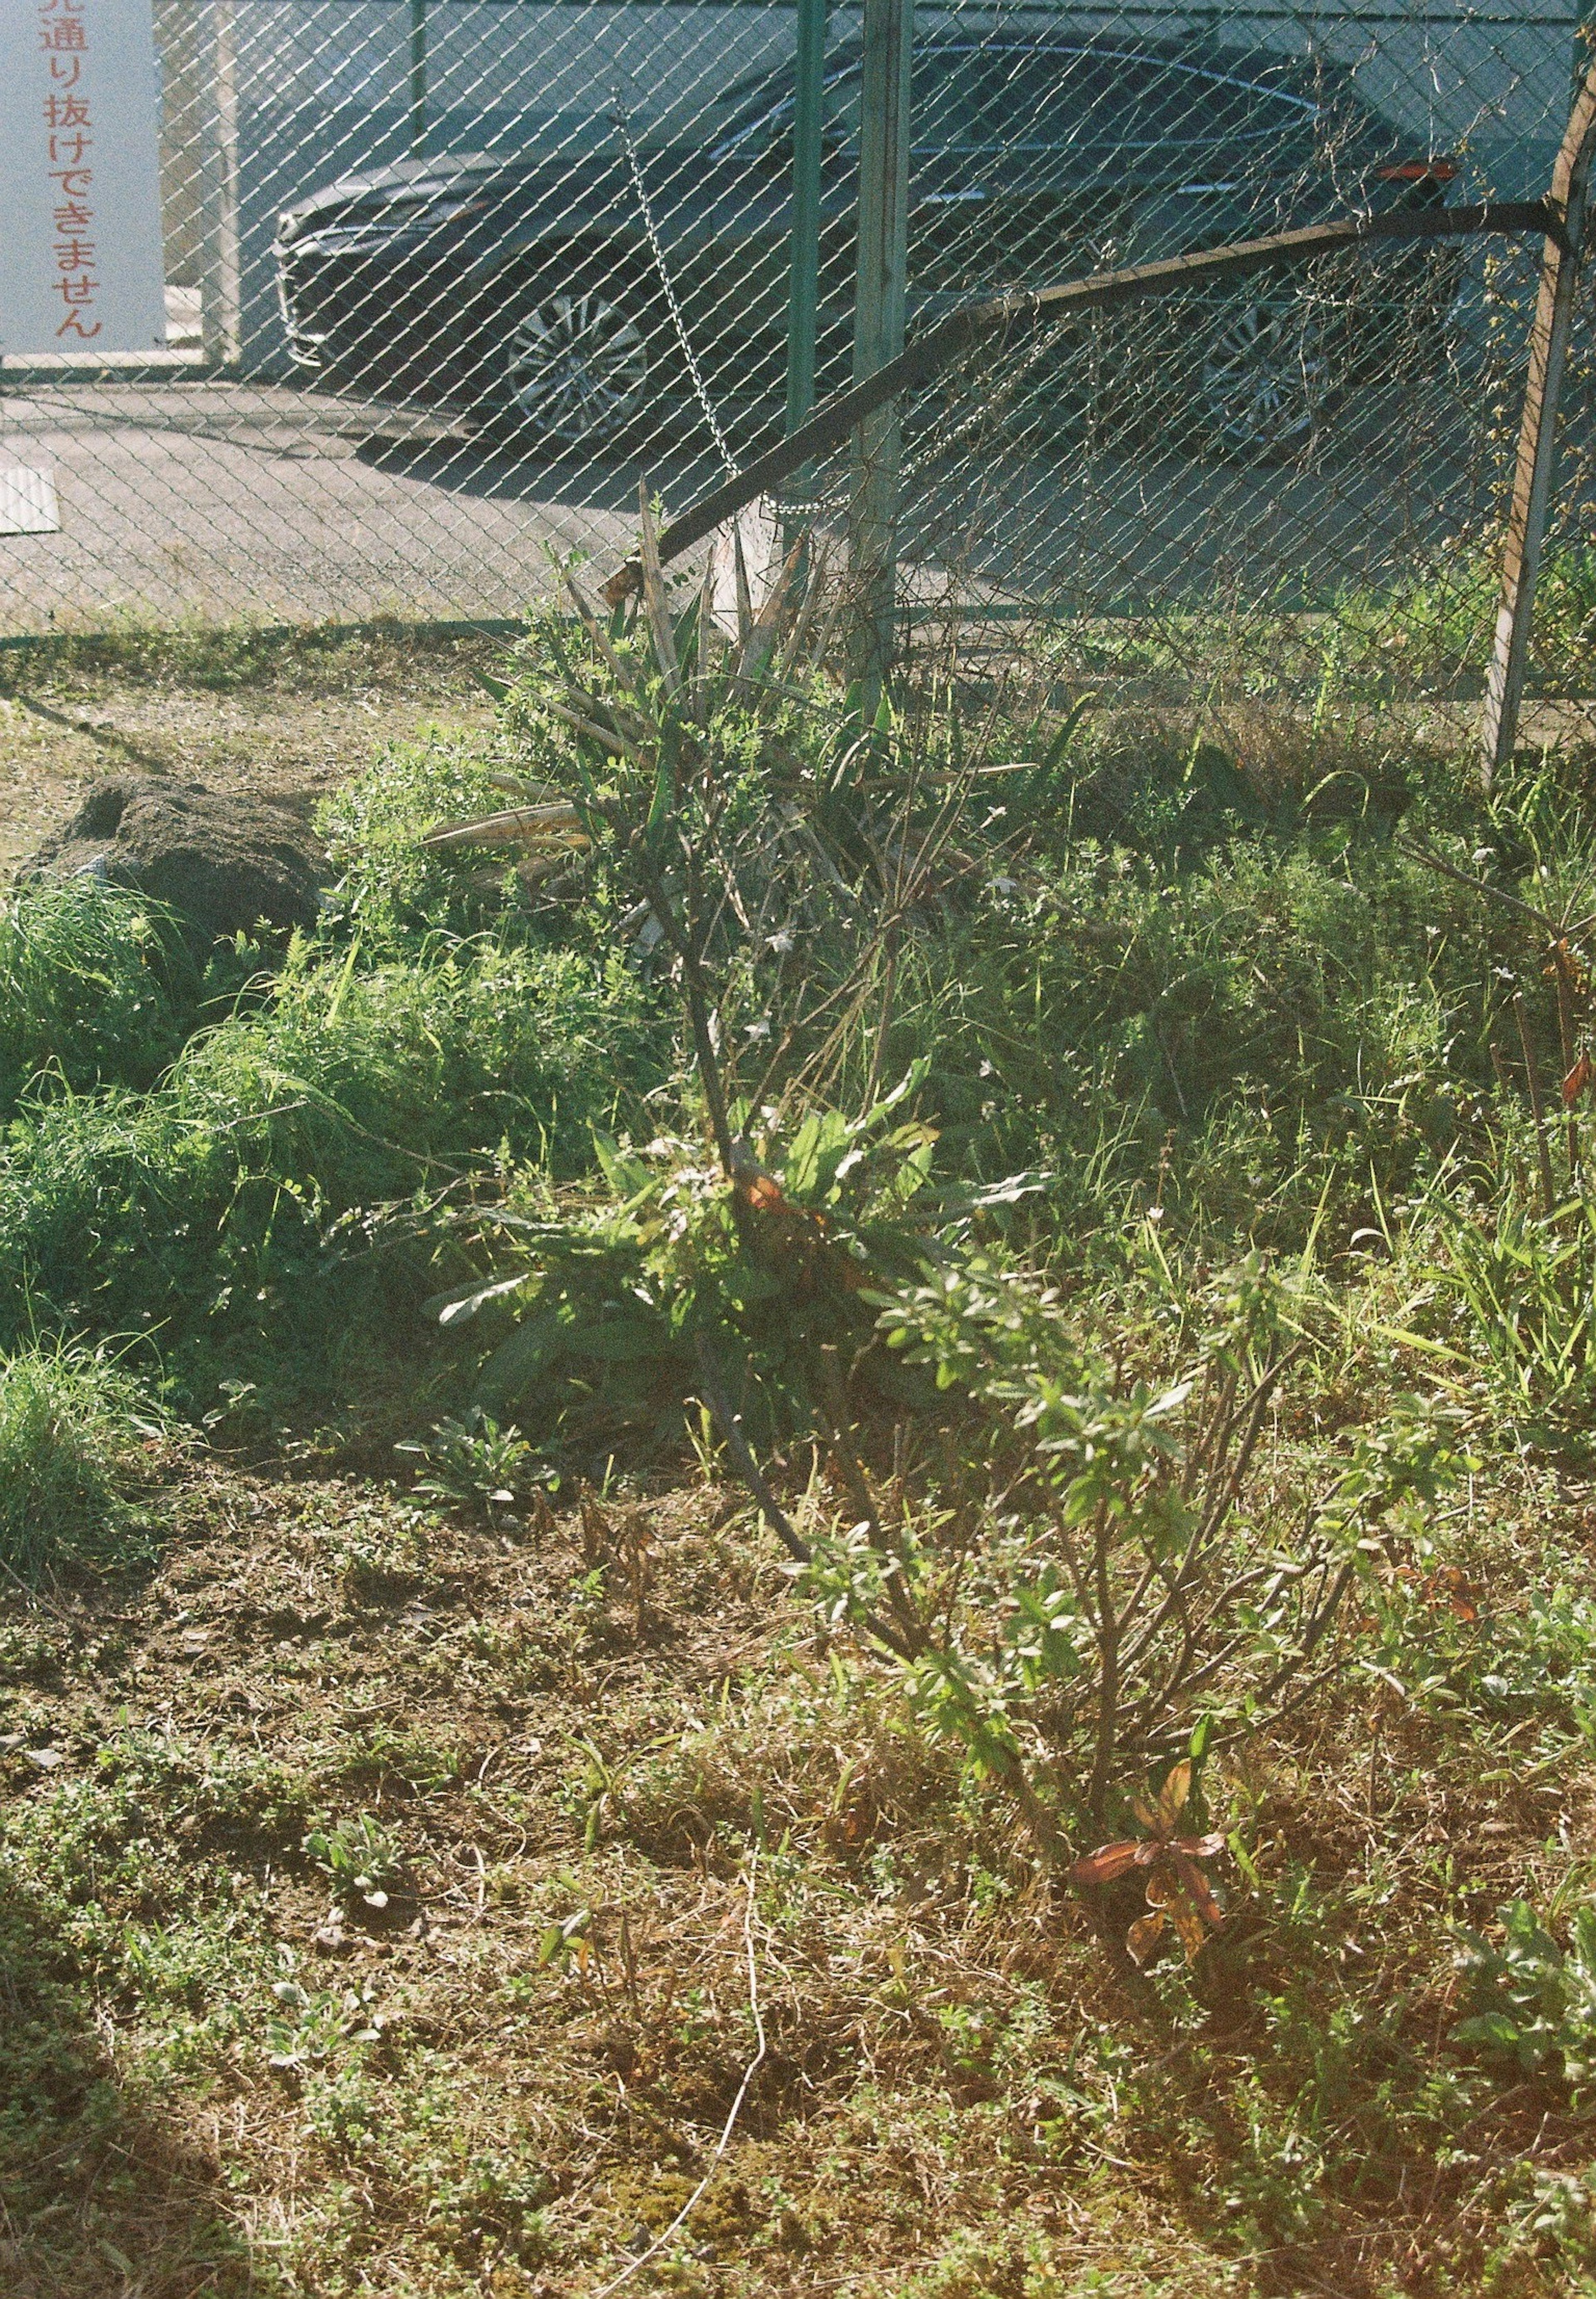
<box><xmin>848</xmin><ymin>0</ymin><xmax>913</xmax><ymax>707</ymax></box>
<box><xmin>1480</xmin><ymin>56</ymin><xmax>1596</xmax><ymax>784</ymax></box>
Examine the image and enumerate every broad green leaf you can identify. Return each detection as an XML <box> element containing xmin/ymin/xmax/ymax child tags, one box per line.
<box><xmin>475</xmin><ymin>1306</ymin><xmax>571</xmax><ymax>1402</ymax></box>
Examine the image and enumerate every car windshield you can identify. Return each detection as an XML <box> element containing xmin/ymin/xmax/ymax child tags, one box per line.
<box><xmin>707</xmin><ymin>42</ymin><xmax>1320</xmax><ymax>159</ymax></box>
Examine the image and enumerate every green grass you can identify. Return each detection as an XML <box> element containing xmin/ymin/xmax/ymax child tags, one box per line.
<box><xmin>0</xmin><ymin>612</ymin><xmax>501</xmax><ymax>696</ymax></box>
<box><xmin>0</xmin><ymin>1340</ymin><xmax>162</xmax><ymax>1578</ymax></box>
<box><xmin>0</xmin><ymin>929</ymin><xmax>660</xmax><ymax>1419</ymax></box>
<box><xmin>0</xmin><ymin>880</ymin><xmax>200</xmax><ymax>1116</ymax></box>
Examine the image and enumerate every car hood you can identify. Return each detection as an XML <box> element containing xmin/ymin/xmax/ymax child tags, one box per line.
<box><xmin>277</xmin><ymin>128</ymin><xmax>620</xmax><ymax>234</ymax></box>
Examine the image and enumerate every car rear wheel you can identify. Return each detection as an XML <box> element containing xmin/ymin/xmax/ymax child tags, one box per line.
<box><xmin>496</xmin><ymin>288</ymin><xmax>650</xmax><ymax>446</ymax></box>
<box><xmin>1199</xmin><ymin>296</ymin><xmax>1332</xmax><ymax>456</ymax></box>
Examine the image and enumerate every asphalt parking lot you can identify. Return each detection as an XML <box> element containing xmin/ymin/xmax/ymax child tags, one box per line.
<box><xmin>0</xmin><ymin>369</ymin><xmax>1536</xmax><ymax>636</ymax></box>
<box><xmin>0</xmin><ymin>380</ymin><xmax>741</xmax><ymax>631</ymax></box>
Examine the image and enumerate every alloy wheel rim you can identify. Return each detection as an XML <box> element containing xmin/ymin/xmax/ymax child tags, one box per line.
<box><xmin>1199</xmin><ymin>300</ymin><xmax>1329</xmax><ymax>451</ymax></box>
<box><xmin>504</xmin><ymin>293</ymin><xmax>647</xmax><ymax>442</ymax></box>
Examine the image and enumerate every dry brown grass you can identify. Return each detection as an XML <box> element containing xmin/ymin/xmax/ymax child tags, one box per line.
<box><xmin>1</xmin><ymin>1431</ymin><xmax>1594</xmax><ymax>2297</ymax></box>
<box><xmin>0</xmin><ymin>624</ymin><xmax>498</xmax><ymax>873</ymax></box>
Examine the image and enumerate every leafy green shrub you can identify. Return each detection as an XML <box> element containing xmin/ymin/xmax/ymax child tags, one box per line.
<box><xmin>1454</xmin><ymin>1900</ymin><xmax>1596</xmax><ymax>2097</ymax></box>
<box><xmin>0</xmin><ymin>1341</ymin><xmax>163</xmax><ymax>1577</ymax></box>
<box><xmin>0</xmin><ymin>881</ymin><xmax>197</xmax><ymax>1115</ymax></box>
<box><xmin>435</xmin><ymin>1073</ymin><xmax>943</xmax><ymax>1456</ymax></box>
<box><xmin>414</xmin><ymin>551</ymin><xmax>1518</xmax><ymax>1272</ymax></box>
<box><xmin>847</xmin><ymin>1254</ymin><xmax>1458</xmax><ymax>1858</ymax></box>
<box><xmin>317</xmin><ymin>733</ymin><xmax>528</xmax><ymax>946</ymax></box>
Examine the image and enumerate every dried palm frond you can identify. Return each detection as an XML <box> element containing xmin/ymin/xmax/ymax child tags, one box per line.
<box><xmin>421</xmin><ymin>504</ymin><xmax>839</xmax><ymax>873</ymax></box>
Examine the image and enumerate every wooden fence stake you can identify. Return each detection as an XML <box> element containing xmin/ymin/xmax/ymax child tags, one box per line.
<box><xmin>1480</xmin><ymin>58</ymin><xmax>1596</xmax><ymax>787</ymax></box>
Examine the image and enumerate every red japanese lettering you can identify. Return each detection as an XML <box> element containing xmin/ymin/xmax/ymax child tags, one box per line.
<box><xmin>38</xmin><ymin>20</ymin><xmax>86</xmax><ymax>50</ymax></box>
<box><xmin>56</xmin><ymin>312</ymin><xmax>102</xmax><ymax>339</ymax></box>
<box><xmin>43</xmin><ymin>94</ymin><xmax>91</xmax><ymax>128</ymax></box>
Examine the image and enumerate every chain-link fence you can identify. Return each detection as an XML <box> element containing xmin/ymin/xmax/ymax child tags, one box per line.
<box><xmin>837</xmin><ymin>5</ymin><xmax>1596</xmax><ymax>734</ymax></box>
<box><xmin>0</xmin><ymin>0</ymin><xmax>1590</xmax><ymax>720</ymax></box>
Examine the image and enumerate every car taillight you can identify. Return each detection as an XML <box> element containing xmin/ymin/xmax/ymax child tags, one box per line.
<box><xmin>1376</xmin><ymin>159</ymin><xmax>1459</xmax><ymax>182</ymax></box>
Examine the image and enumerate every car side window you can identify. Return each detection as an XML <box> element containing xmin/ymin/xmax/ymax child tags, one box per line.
<box><xmin>901</xmin><ymin>46</ymin><xmax>1313</xmax><ymax>158</ymax></box>
<box><xmin>711</xmin><ymin>44</ymin><xmax>1317</xmax><ymax>165</ymax></box>
<box><xmin>912</xmin><ymin>49</ymin><xmax>1116</xmax><ymax>154</ymax></box>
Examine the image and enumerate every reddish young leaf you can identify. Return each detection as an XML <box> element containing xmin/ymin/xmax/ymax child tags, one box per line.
<box><xmin>1419</xmin><ymin>1566</ymin><xmax>1480</xmax><ymax>1623</ymax></box>
<box><xmin>1126</xmin><ymin>1912</ymin><xmax>1166</xmax><ymax>1964</ymax></box>
<box><xmin>736</xmin><ymin>1170</ymin><xmax>786</xmax><ymax>1212</ymax></box>
<box><xmin>1547</xmin><ymin>939</ymin><xmax>1590</xmax><ymax>997</ymax></box>
<box><xmin>1564</xmin><ymin>1050</ymin><xmax>1593</xmax><ymax>1108</ymax></box>
<box><xmin>1168</xmin><ymin>1849</ymin><xmax>1225</xmax><ymax>1929</ymax></box>
<box><xmin>1140</xmin><ymin>1859</ymin><xmax>1224</xmax><ymax>1962</ymax></box>
<box><xmin>1171</xmin><ymin>1833</ymin><xmax>1226</xmax><ymax>1860</ymax></box>
<box><xmin>1154</xmin><ymin>1759</ymin><xmax>1192</xmax><ymax>1833</ymax></box>
<box><xmin>1069</xmin><ymin>1841</ymin><xmax>1145</xmax><ymax>1887</ymax></box>
<box><xmin>1167</xmin><ymin>1894</ymin><xmax>1212</xmax><ymax>1961</ymax></box>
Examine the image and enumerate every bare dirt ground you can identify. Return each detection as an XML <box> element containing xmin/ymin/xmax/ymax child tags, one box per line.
<box><xmin>0</xmin><ymin>628</ymin><xmax>499</xmax><ymax>875</ymax></box>
<box><xmin>1</xmin><ymin>1451</ymin><xmax>823</xmax><ymax>2299</ymax></box>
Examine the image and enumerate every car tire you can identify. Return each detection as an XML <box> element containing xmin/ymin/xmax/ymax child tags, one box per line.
<box><xmin>485</xmin><ymin>282</ymin><xmax>652</xmax><ymax>448</ymax></box>
<box><xmin>1198</xmin><ymin>293</ymin><xmax>1335</xmax><ymax>457</ymax></box>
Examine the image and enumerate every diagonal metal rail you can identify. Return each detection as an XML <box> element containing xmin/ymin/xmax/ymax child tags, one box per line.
<box><xmin>605</xmin><ymin>198</ymin><xmax>1552</xmax><ymax>605</ymax></box>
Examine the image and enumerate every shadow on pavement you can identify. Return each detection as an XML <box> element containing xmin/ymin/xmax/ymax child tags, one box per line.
<box><xmin>353</xmin><ymin>425</ymin><xmax>733</xmax><ymax>518</ymax></box>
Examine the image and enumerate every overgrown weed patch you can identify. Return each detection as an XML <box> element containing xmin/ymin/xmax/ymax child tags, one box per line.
<box><xmin>9</xmin><ymin>604</ymin><xmax>1596</xmax><ymax>2291</ymax></box>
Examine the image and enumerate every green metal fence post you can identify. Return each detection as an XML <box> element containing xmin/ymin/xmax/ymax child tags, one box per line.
<box><xmin>409</xmin><ymin>0</ymin><xmax>429</xmax><ymax>155</ymax></box>
<box><xmin>783</xmin><ymin>0</ymin><xmax>830</xmax><ymax>556</ymax></box>
<box><xmin>849</xmin><ymin>0</ymin><xmax>913</xmax><ymax>705</ymax></box>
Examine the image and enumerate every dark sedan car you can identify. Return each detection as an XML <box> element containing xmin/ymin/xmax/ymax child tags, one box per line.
<box><xmin>274</xmin><ymin>33</ymin><xmax>1458</xmax><ymax>456</ymax></box>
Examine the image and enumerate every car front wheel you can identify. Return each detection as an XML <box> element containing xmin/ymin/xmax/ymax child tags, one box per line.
<box><xmin>495</xmin><ymin>287</ymin><xmax>650</xmax><ymax>446</ymax></box>
<box><xmin>1199</xmin><ymin>295</ymin><xmax>1332</xmax><ymax>456</ymax></box>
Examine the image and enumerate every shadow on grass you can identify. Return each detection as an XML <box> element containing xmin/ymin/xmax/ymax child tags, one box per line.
<box><xmin>0</xmin><ymin>1865</ymin><xmax>257</xmax><ymax>2299</ymax></box>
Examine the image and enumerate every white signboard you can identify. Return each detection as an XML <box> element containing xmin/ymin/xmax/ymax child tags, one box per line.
<box><xmin>0</xmin><ymin>0</ymin><xmax>165</xmax><ymax>356</ymax></box>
